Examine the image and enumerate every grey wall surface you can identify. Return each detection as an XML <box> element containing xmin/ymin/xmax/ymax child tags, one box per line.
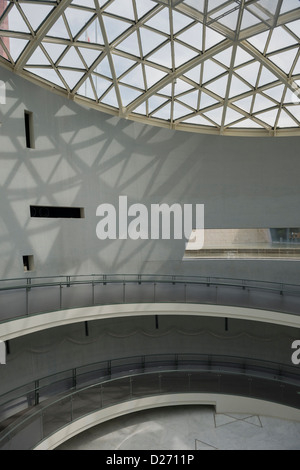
<box><xmin>0</xmin><ymin>67</ymin><xmax>300</xmax><ymax>283</ymax></box>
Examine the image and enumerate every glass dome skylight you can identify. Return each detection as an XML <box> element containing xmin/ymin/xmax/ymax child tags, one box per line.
<box><xmin>0</xmin><ymin>0</ymin><xmax>300</xmax><ymax>136</ymax></box>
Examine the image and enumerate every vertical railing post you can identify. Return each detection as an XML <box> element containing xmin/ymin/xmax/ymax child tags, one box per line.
<box><xmin>26</xmin><ymin>278</ymin><xmax>31</xmax><ymax>316</ymax></box>
<box><xmin>59</xmin><ymin>283</ymin><xmax>62</xmax><ymax>310</ymax></box>
<box><xmin>35</xmin><ymin>380</ymin><xmax>39</xmax><ymax>406</ymax></box>
<box><xmin>72</xmin><ymin>369</ymin><xmax>77</xmax><ymax>389</ymax></box>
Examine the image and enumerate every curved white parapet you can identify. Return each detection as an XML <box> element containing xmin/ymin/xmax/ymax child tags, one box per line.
<box><xmin>1</xmin><ymin>303</ymin><xmax>300</xmax><ymax>342</ymax></box>
<box><xmin>34</xmin><ymin>393</ymin><xmax>300</xmax><ymax>450</ymax></box>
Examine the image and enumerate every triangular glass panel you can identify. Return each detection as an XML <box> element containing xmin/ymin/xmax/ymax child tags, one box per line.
<box><xmin>214</xmin><ymin>46</ymin><xmax>233</xmax><ymax>68</ymax></box>
<box><xmin>7</xmin><ymin>38</ymin><xmax>29</xmax><ymax>62</ymax></box>
<box><xmin>263</xmin><ymin>84</ymin><xmax>285</xmax><ymax>102</ymax></box>
<box><xmin>230</xmin><ymin>118</ymin><xmax>264</xmax><ymax>128</ymax></box>
<box><xmin>184</xmin><ymin>114</ymin><xmax>213</xmax><ymax>126</ymax></box>
<box><xmin>94</xmin><ymin>56</ymin><xmax>112</xmax><ymax>78</ymax></box>
<box><xmin>268</xmin><ymin>48</ymin><xmax>298</xmax><ymax>74</ymax></box>
<box><xmin>277</xmin><ymin>109</ymin><xmax>298</xmax><ymax>127</ymax></box>
<box><xmin>26</xmin><ymin>46</ymin><xmax>51</xmax><ymax>66</ymax></box>
<box><xmin>158</xmin><ymin>83</ymin><xmax>172</xmax><ymax>96</ymax></box>
<box><xmin>25</xmin><ymin>67</ymin><xmax>65</xmax><ymax>88</ymax></box>
<box><xmin>78</xmin><ymin>19</ymin><xmax>104</xmax><ymax>45</ymax></box>
<box><xmin>252</xmin><ymin>94</ymin><xmax>276</xmax><ymax>113</ymax></box>
<box><xmin>224</xmin><ymin>107</ymin><xmax>245</xmax><ymax>126</ymax></box>
<box><xmin>179</xmin><ymin>90</ymin><xmax>199</xmax><ymax>109</ymax></box>
<box><xmin>65</xmin><ymin>7</ymin><xmax>95</xmax><ymax>38</ymax></box>
<box><xmin>117</xmin><ymin>31</ymin><xmax>140</xmax><ymax>56</ymax></box>
<box><xmin>91</xmin><ymin>74</ymin><xmax>112</xmax><ymax>99</ymax></box>
<box><xmin>240</xmin><ymin>9</ymin><xmax>260</xmax><ymax>30</ymax></box>
<box><xmin>144</xmin><ymin>65</ymin><xmax>167</xmax><ymax>89</ymax></box>
<box><xmin>173</xmin><ymin>101</ymin><xmax>192</xmax><ymax>120</ymax></box>
<box><xmin>177</xmin><ymin>23</ymin><xmax>203</xmax><ymax>51</ymax></box>
<box><xmin>183</xmin><ymin>64</ymin><xmax>201</xmax><ymax>83</ymax></box>
<box><xmin>218</xmin><ymin>8</ymin><xmax>239</xmax><ymax>31</ymax></box>
<box><xmin>103</xmin><ymin>16</ymin><xmax>131</xmax><ymax>43</ymax></box>
<box><xmin>135</xmin><ymin>0</ymin><xmax>156</xmax><ymax>20</ymax></box>
<box><xmin>19</xmin><ymin>3</ymin><xmax>54</xmax><ymax>32</ymax></box>
<box><xmin>174</xmin><ymin>41</ymin><xmax>198</xmax><ymax>67</ymax></box>
<box><xmin>255</xmin><ymin>108</ymin><xmax>278</xmax><ymax>127</ymax></box>
<box><xmin>78</xmin><ymin>47</ymin><xmax>102</xmax><ymax>68</ymax></box>
<box><xmin>58</xmin><ymin>69</ymin><xmax>85</xmax><ymax>90</ymax></box>
<box><xmin>247</xmin><ymin>30</ymin><xmax>269</xmax><ymax>53</ymax></box>
<box><xmin>229</xmin><ymin>75</ymin><xmax>252</xmax><ymax>98</ymax></box>
<box><xmin>132</xmin><ymin>101</ymin><xmax>147</xmax><ymax>115</ymax></box>
<box><xmin>280</xmin><ymin>0</ymin><xmax>300</xmax><ymax>14</ymax></box>
<box><xmin>104</xmin><ymin>0</ymin><xmax>135</xmax><ymax>21</ymax></box>
<box><xmin>184</xmin><ymin>0</ymin><xmax>205</xmax><ymax>14</ymax></box>
<box><xmin>172</xmin><ymin>9</ymin><xmax>194</xmax><ymax>34</ymax></box>
<box><xmin>152</xmin><ymin>102</ymin><xmax>171</xmax><ymax>120</ymax></box>
<box><xmin>202</xmin><ymin>59</ymin><xmax>226</xmax><ymax>83</ymax></box>
<box><xmin>112</xmin><ymin>54</ymin><xmax>136</xmax><ymax>77</ymax></box>
<box><xmin>258</xmin><ymin>66</ymin><xmax>278</xmax><ymax>87</ymax></box>
<box><xmin>121</xmin><ymin>64</ymin><xmax>145</xmax><ymax>89</ymax></box>
<box><xmin>285</xmin><ymin>105</ymin><xmax>300</xmax><ymax>122</ymax></box>
<box><xmin>42</xmin><ymin>42</ymin><xmax>67</xmax><ymax>64</ymax></box>
<box><xmin>233</xmin><ymin>96</ymin><xmax>253</xmax><ymax>113</ymax></box>
<box><xmin>77</xmin><ymin>77</ymin><xmax>96</xmax><ymax>100</ymax></box>
<box><xmin>0</xmin><ymin>5</ymin><xmax>30</xmax><ymax>33</ymax></box>
<box><xmin>47</xmin><ymin>16</ymin><xmax>70</xmax><ymax>39</ymax></box>
<box><xmin>101</xmin><ymin>86</ymin><xmax>119</xmax><ymax>107</ymax></box>
<box><xmin>139</xmin><ymin>27</ymin><xmax>166</xmax><ymax>56</ymax></box>
<box><xmin>205</xmin><ymin>75</ymin><xmax>228</xmax><ymax>97</ymax></box>
<box><xmin>148</xmin><ymin>95</ymin><xmax>169</xmax><ymax>114</ymax></box>
<box><xmin>148</xmin><ymin>42</ymin><xmax>172</xmax><ymax>68</ymax></box>
<box><xmin>285</xmin><ymin>19</ymin><xmax>300</xmax><ymax>39</ymax></box>
<box><xmin>72</xmin><ymin>0</ymin><xmax>95</xmax><ymax>7</ymax></box>
<box><xmin>119</xmin><ymin>85</ymin><xmax>143</xmax><ymax>106</ymax></box>
<box><xmin>203</xmin><ymin>107</ymin><xmax>223</xmax><ymax>126</ymax></box>
<box><xmin>267</xmin><ymin>26</ymin><xmax>298</xmax><ymax>53</ymax></box>
<box><xmin>234</xmin><ymin>47</ymin><xmax>254</xmax><ymax>67</ymax></box>
<box><xmin>292</xmin><ymin>56</ymin><xmax>300</xmax><ymax>76</ymax></box>
<box><xmin>199</xmin><ymin>91</ymin><xmax>219</xmax><ymax>109</ymax></box>
<box><xmin>174</xmin><ymin>78</ymin><xmax>194</xmax><ymax>95</ymax></box>
<box><xmin>59</xmin><ymin>47</ymin><xmax>85</xmax><ymax>69</ymax></box>
<box><xmin>236</xmin><ymin>61</ymin><xmax>260</xmax><ymax>87</ymax></box>
<box><xmin>204</xmin><ymin>26</ymin><xmax>226</xmax><ymax>51</ymax></box>
<box><xmin>145</xmin><ymin>8</ymin><xmax>170</xmax><ymax>35</ymax></box>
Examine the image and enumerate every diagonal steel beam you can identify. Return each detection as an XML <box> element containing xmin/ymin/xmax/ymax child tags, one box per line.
<box><xmin>240</xmin><ymin>40</ymin><xmax>300</xmax><ymax>98</ymax></box>
<box><xmin>125</xmin><ymin>38</ymin><xmax>232</xmax><ymax>116</ymax></box>
<box><xmin>15</xmin><ymin>0</ymin><xmax>73</xmax><ymax>71</ymax></box>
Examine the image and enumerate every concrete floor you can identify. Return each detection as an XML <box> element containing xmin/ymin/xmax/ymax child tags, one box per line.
<box><xmin>56</xmin><ymin>406</ymin><xmax>300</xmax><ymax>450</ymax></box>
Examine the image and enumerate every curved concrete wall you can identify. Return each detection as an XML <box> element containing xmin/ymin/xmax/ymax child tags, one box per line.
<box><xmin>0</xmin><ymin>67</ymin><xmax>300</xmax><ymax>283</ymax></box>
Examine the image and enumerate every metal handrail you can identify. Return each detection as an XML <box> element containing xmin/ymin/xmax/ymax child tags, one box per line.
<box><xmin>0</xmin><ymin>274</ymin><xmax>300</xmax><ymax>325</ymax></box>
<box><xmin>0</xmin><ymin>273</ymin><xmax>299</xmax><ymax>293</ymax></box>
<box><xmin>0</xmin><ymin>353</ymin><xmax>299</xmax><ymax>425</ymax></box>
<box><xmin>0</xmin><ymin>364</ymin><xmax>299</xmax><ymax>450</ymax></box>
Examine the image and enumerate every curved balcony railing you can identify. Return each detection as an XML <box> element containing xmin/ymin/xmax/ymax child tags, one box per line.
<box><xmin>0</xmin><ymin>274</ymin><xmax>300</xmax><ymax>324</ymax></box>
<box><xmin>0</xmin><ymin>353</ymin><xmax>299</xmax><ymax>450</ymax></box>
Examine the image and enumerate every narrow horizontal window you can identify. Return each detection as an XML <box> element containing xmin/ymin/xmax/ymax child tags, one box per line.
<box><xmin>24</xmin><ymin>110</ymin><xmax>35</xmax><ymax>149</ymax></box>
<box><xmin>30</xmin><ymin>206</ymin><xmax>85</xmax><ymax>219</ymax></box>
<box><xmin>184</xmin><ymin>228</ymin><xmax>300</xmax><ymax>260</ymax></box>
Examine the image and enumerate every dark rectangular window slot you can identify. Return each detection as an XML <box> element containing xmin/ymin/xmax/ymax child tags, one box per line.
<box><xmin>30</xmin><ymin>206</ymin><xmax>85</xmax><ymax>219</ymax></box>
<box><xmin>24</xmin><ymin>111</ymin><xmax>35</xmax><ymax>149</ymax></box>
<box><xmin>23</xmin><ymin>255</ymin><xmax>34</xmax><ymax>272</ymax></box>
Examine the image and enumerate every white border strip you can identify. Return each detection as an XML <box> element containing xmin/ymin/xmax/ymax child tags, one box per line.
<box><xmin>1</xmin><ymin>303</ymin><xmax>300</xmax><ymax>341</ymax></box>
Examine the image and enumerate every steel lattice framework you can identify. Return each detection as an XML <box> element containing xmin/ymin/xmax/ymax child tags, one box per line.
<box><xmin>0</xmin><ymin>0</ymin><xmax>300</xmax><ymax>136</ymax></box>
